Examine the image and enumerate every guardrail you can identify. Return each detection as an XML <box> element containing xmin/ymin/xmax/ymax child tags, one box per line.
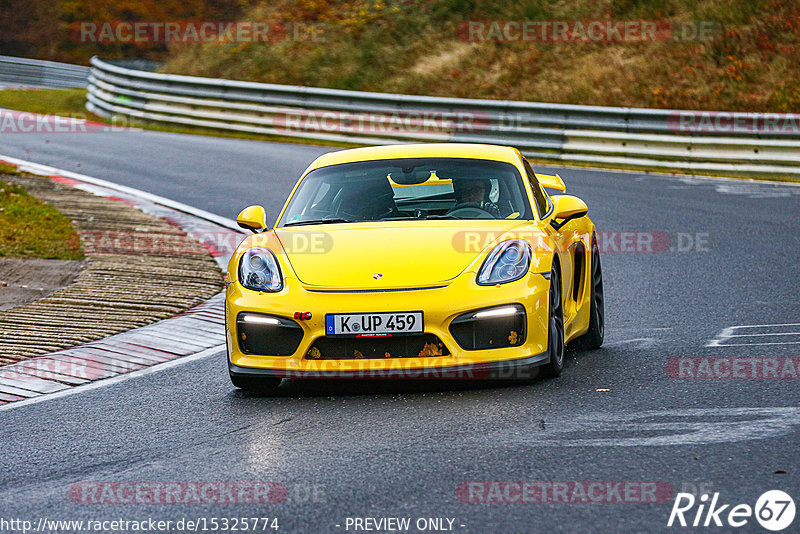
<box><xmin>86</xmin><ymin>56</ymin><xmax>800</xmax><ymax>177</ymax></box>
<box><xmin>0</xmin><ymin>56</ymin><xmax>88</xmax><ymax>88</ymax></box>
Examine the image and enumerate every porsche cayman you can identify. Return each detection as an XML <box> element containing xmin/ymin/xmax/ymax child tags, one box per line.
<box><xmin>226</xmin><ymin>143</ymin><xmax>604</xmax><ymax>390</ymax></box>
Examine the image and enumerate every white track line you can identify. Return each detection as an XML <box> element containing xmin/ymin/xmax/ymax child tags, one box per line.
<box><xmin>728</xmin><ymin>332</ymin><xmax>800</xmax><ymax>337</ymax></box>
<box><xmin>729</xmin><ymin>323</ymin><xmax>800</xmax><ymax>329</ymax></box>
<box><xmin>706</xmin><ymin>323</ymin><xmax>800</xmax><ymax>347</ymax></box>
<box><xmin>710</xmin><ymin>341</ymin><xmax>800</xmax><ymax>347</ymax></box>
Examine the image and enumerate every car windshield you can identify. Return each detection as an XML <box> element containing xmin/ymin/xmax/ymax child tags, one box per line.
<box><xmin>278</xmin><ymin>157</ymin><xmax>533</xmax><ymax>227</ymax></box>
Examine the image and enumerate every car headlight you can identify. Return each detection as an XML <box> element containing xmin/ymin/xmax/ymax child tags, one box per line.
<box><xmin>238</xmin><ymin>247</ymin><xmax>283</xmax><ymax>292</ymax></box>
<box><xmin>476</xmin><ymin>239</ymin><xmax>532</xmax><ymax>285</ymax></box>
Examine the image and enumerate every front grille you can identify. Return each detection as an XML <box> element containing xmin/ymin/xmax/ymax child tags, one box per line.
<box><xmin>306</xmin><ymin>334</ymin><xmax>449</xmax><ymax>360</ymax></box>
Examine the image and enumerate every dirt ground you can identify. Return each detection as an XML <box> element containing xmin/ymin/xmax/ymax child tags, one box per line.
<box><xmin>0</xmin><ymin>258</ymin><xmax>86</xmax><ymax>311</ymax></box>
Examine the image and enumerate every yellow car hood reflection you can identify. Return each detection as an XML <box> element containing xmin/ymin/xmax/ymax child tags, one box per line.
<box><xmin>275</xmin><ymin>220</ymin><xmax>531</xmax><ymax>289</ymax></box>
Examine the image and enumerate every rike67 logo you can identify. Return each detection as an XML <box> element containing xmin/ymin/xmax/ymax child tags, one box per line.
<box><xmin>668</xmin><ymin>490</ymin><xmax>795</xmax><ymax>531</ymax></box>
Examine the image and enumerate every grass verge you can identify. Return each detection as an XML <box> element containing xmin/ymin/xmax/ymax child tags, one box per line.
<box><xmin>0</xmin><ymin>88</ymin><xmax>95</xmax><ymax>117</ymax></box>
<box><xmin>0</xmin><ymin>175</ymin><xmax>84</xmax><ymax>259</ymax></box>
<box><xmin>162</xmin><ymin>0</ymin><xmax>800</xmax><ymax>113</ymax></box>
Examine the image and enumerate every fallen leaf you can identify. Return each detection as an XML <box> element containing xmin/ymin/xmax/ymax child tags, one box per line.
<box><xmin>418</xmin><ymin>342</ymin><xmax>442</xmax><ymax>357</ymax></box>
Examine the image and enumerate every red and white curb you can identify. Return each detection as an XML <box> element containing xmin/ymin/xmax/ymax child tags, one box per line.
<box><xmin>0</xmin><ymin>154</ymin><xmax>246</xmax><ymax>408</ymax></box>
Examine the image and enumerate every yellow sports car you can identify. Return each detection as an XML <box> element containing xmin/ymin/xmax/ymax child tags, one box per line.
<box><xmin>226</xmin><ymin>143</ymin><xmax>603</xmax><ymax>390</ymax></box>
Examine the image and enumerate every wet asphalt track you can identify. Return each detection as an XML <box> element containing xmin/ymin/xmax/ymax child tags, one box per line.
<box><xmin>1</xmin><ymin>127</ymin><xmax>799</xmax><ymax>533</ymax></box>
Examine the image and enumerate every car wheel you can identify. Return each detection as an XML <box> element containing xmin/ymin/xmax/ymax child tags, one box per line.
<box><xmin>574</xmin><ymin>237</ymin><xmax>604</xmax><ymax>350</ymax></box>
<box><xmin>540</xmin><ymin>262</ymin><xmax>565</xmax><ymax>378</ymax></box>
<box><xmin>230</xmin><ymin>374</ymin><xmax>282</xmax><ymax>392</ymax></box>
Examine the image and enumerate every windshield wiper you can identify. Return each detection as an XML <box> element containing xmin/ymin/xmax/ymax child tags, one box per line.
<box><xmin>283</xmin><ymin>217</ymin><xmax>352</xmax><ymax>227</ymax></box>
<box><xmin>380</xmin><ymin>214</ymin><xmax>461</xmax><ymax>221</ymax></box>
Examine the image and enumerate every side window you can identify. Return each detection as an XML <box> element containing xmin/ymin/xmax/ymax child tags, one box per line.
<box><xmin>522</xmin><ymin>159</ymin><xmax>550</xmax><ymax>218</ymax></box>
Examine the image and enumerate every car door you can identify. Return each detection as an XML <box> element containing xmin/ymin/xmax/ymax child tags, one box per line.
<box><xmin>522</xmin><ymin>158</ymin><xmax>584</xmax><ymax>330</ymax></box>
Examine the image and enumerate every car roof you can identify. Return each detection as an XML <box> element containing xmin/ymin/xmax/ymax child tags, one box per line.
<box><xmin>306</xmin><ymin>143</ymin><xmax>523</xmax><ymax>173</ymax></box>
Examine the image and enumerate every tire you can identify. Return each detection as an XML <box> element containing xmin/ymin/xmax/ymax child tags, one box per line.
<box><xmin>540</xmin><ymin>262</ymin><xmax>565</xmax><ymax>378</ymax></box>
<box><xmin>573</xmin><ymin>237</ymin><xmax>604</xmax><ymax>350</ymax></box>
<box><xmin>230</xmin><ymin>374</ymin><xmax>282</xmax><ymax>392</ymax></box>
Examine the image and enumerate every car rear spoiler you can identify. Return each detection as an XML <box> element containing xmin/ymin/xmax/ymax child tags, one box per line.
<box><xmin>534</xmin><ymin>173</ymin><xmax>566</xmax><ymax>192</ymax></box>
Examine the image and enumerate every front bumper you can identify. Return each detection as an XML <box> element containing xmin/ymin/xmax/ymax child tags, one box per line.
<box><xmin>228</xmin><ymin>351</ymin><xmax>549</xmax><ymax>380</ymax></box>
<box><xmin>226</xmin><ymin>270</ymin><xmax>551</xmax><ymax>378</ymax></box>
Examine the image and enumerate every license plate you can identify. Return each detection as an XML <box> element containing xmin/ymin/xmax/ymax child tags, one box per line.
<box><xmin>325</xmin><ymin>312</ymin><xmax>423</xmax><ymax>336</ymax></box>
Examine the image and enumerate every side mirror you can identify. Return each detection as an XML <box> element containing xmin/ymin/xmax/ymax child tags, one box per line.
<box><xmin>236</xmin><ymin>205</ymin><xmax>268</xmax><ymax>233</ymax></box>
<box><xmin>550</xmin><ymin>195</ymin><xmax>587</xmax><ymax>230</ymax></box>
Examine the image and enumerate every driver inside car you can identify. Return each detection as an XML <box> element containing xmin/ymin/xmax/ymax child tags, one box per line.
<box><xmin>449</xmin><ymin>177</ymin><xmax>501</xmax><ymax>218</ymax></box>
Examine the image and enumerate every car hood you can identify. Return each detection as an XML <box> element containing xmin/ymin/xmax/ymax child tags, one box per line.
<box><xmin>275</xmin><ymin>221</ymin><xmax>533</xmax><ymax>289</ymax></box>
